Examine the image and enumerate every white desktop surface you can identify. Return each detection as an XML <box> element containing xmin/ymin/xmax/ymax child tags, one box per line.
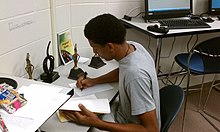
<box><xmin>121</xmin><ymin>17</ymin><xmax>220</xmax><ymax>38</ymax></box>
<box><xmin>0</xmin><ymin>73</ymin><xmax>71</xmax><ymax>132</ymax></box>
<box><xmin>40</xmin><ymin>59</ymin><xmax>119</xmax><ymax>132</ymax></box>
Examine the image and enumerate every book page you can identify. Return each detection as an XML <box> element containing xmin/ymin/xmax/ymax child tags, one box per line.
<box><xmin>57</xmin><ymin>95</ymin><xmax>97</xmax><ymax>122</ymax></box>
<box><xmin>69</xmin><ymin>82</ymin><xmax>114</xmax><ymax>96</ymax></box>
<box><xmin>60</xmin><ymin>99</ymin><xmax>110</xmax><ymax>113</ymax></box>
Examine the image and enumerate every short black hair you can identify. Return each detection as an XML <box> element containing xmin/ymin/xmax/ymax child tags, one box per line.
<box><xmin>84</xmin><ymin>14</ymin><xmax>126</xmax><ymax>45</ymax></box>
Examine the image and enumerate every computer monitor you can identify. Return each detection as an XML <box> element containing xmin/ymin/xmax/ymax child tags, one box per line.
<box><xmin>144</xmin><ymin>0</ymin><xmax>192</xmax><ymax>21</ymax></box>
<box><xmin>209</xmin><ymin>0</ymin><xmax>220</xmax><ymax>15</ymax></box>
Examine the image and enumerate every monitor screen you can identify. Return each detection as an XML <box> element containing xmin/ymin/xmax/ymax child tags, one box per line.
<box><xmin>209</xmin><ymin>0</ymin><xmax>220</xmax><ymax>15</ymax></box>
<box><xmin>145</xmin><ymin>0</ymin><xmax>192</xmax><ymax>21</ymax></box>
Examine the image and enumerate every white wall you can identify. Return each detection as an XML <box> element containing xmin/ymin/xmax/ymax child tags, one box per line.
<box><xmin>0</xmin><ymin>0</ymin><xmax>51</xmax><ymax>79</ymax></box>
<box><xmin>0</xmin><ymin>0</ymin><xmax>218</xmax><ymax>88</ymax></box>
<box><xmin>54</xmin><ymin>0</ymin><xmax>144</xmax><ymax>62</ymax></box>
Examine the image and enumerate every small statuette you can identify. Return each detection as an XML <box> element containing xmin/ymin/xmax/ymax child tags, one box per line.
<box><xmin>25</xmin><ymin>53</ymin><xmax>34</xmax><ymax>79</ymax></box>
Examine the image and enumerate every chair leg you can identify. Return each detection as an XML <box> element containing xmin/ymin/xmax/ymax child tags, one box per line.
<box><xmin>165</xmin><ymin>60</ymin><xmax>175</xmax><ymax>85</ymax></box>
<box><xmin>198</xmin><ymin>75</ymin><xmax>205</xmax><ymax>111</ymax></box>
<box><xmin>202</xmin><ymin>74</ymin><xmax>217</xmax><ymax>111</ymax></box>
<box><xmin>200</xmin><ymin>111</ymin><xmax>220</xmax><ymax>132</ymax></box>
<box><xmin>181</xmin><ymin>69</ymin><xmax>191</xmax><ymax>132</ymax></box>
<box><xmin>214</xmin><ymin>85</ymin><xmax>220</xmax><ymax>92</ymax></box>
<box><xmin>199</xmin><ymin>74</ymin><xmax>220</xmax><ymax>131</ymax></box>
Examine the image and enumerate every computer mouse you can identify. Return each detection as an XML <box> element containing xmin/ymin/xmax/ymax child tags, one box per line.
<box><xmin>202</xmin><ymin>17</ymin><xmax>214</xmax><ymax>23</ymax></box>
<box><xmin>147</xmin><ymin>24</ymin><xmax>169</xmax><ymax>34</ymax></box>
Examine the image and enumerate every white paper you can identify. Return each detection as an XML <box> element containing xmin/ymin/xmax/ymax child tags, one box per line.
<box><xmin>69</xmin><ymin>83</ymin><xmax>114</xmax><ymax>96</ymax></box>
<box><xmin>70</xmin><ymin>94</ymin><xmax>97</xmax><ymax>100</ymax></box>
<box><xmin>60</xmin><ymin>98</ymin><xmax>110</xmax><ymax>114</ymax></box>
<box><xmin>78</xmin><ymin>57</ymin><xmax>90</xmax><ymax>64</ymax></box>
<box><xmin>14</xmin><ymin>84</ymin><xmax>63</xmax><ymax>119</ymax></box>
<box><xmin>1</xmin><ymin>113</ymin><xmax>33</xmax><ymax>129</ymax></box>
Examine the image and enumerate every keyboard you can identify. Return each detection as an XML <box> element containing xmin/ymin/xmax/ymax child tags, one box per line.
<box><xmin>158</xmin><ymin>19</ymin><xmax>211</xmax><ymax>29</ymax></box>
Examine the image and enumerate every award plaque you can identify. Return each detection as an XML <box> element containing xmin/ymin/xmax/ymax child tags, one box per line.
<box><xmin>68</xmin><ymin>44</ymin><xmax>85</xmax><ymax>80</ymax></box>
<box><xmin>40</xmin><ymin>41</ymin><xmax>60</xmax><ymax>83</ymax></box>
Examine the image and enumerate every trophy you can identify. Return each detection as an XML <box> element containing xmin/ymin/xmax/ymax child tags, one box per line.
<box><xmin>88</xmin><ymin>53</ymin><xmax>106</xmax><ymax>69</ymax></box>
<box><xmin>68</xmin><ymin>44</ymin><xmax>85</xmax><ymax>80</ymax></box>
<box><xmin>40</xmin><ymin>41</ymin><xmax>60</xmax><ymax>83</ymax></box>
<box><xmin>25</xmin><ymin>53</ymin><xmax>34</xmax><ymax>79</ymax></box>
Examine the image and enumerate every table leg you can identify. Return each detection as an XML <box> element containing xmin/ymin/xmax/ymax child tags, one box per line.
<box><xmin>155</xmin><ymin>38</ymin><xmax>162</xmax><ymax>74</ymax></box>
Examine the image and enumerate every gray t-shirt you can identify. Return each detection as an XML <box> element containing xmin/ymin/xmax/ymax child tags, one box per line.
<box><xmin>114</xmin><ymin>41</ymin><xmax>161</xmax><ymax>129</ymax></box>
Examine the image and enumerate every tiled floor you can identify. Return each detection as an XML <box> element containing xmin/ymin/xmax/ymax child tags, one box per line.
<box><xmin>170</xmin><ymin>86</ymin><xmax>220</xmax><ymax>132</ymax></box>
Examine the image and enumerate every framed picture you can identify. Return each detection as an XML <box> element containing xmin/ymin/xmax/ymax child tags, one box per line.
<box><xmin>57</xmin><ymin>30</ymin><xmax>74</xmax><ymax>65</ymax></box>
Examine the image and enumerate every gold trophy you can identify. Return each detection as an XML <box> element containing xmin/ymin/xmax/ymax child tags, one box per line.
<box><xmin>68</xmin><ymin>44</ymin><xmax>85</xmax><ymax>80</ymax></box>
<box><xmin>25</xmin><ymin>53</ymin><xmax>34</xmax><ymax>79</ymax></box>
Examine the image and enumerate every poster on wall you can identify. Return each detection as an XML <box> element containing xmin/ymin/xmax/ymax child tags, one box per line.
<box><xmin>57</xmin><ymin>30</ymin><xmax>74</xmax><ymax>65</ymax></box>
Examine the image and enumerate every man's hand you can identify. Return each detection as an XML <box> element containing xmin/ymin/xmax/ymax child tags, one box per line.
<box><xmin>76</xmin><ymin>76</ymin><xmax>95</xmax><ymax>90</ymax></box>
<box><xmin>62</xmin><ymin>104</ymin><xmax>101</xmax><ymax>126</ymax></box>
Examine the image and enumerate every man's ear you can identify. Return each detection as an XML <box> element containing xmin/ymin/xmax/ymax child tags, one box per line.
<box><xmin>106</xmin><ymin>43</ymin><xmax>115</xmax><ymax>51</ymax></box>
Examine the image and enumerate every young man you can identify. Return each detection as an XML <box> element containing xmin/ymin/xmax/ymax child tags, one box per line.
<box><xmin>63</xmin><ymin>14</ymin><xmax>161</xmax><ymax>132</ymax></box>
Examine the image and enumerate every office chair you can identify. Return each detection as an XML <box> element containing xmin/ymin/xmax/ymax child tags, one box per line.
<box><xmin>165</xmin><ymin>36</ymin><xmax>220</xmax><ymax>131</ymax></box>
<box><xmin>160</xmin><ymin>85</ymin><xmax>185</xmax><ymax>132</ymax></box>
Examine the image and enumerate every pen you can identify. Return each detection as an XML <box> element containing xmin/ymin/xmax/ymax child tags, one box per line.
<box><xmin>0</xmin><ymin>114</ymin><xmax>8</xmax><ymax>132</ymax></box>
<box><xmin>83</xmin><ymin>72</ymin><xmax>87</xmax><ymax>80</ymax></box>
<box><xmin>81</xmin><ymin>72</ymin><xmax>87</xmax><ymax>91</ymax></box>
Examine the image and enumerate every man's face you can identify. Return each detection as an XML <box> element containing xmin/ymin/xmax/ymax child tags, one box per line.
<box><xmin>89</xmin><ymin>40</ymin><xmax>113</xmax><ymax>61</ymax></box>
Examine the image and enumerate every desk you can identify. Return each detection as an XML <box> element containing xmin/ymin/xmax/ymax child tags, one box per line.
<box><xmin>40</xmin><ymin>59</ymin><xmax>119</xmax><ymax>132</ymax></box>
<box><xmin>121</xmin><ymin>17</ymin><xmax>220</xmax><ymax>74</ymax></box>
<box><xmin>0</xmin><ymin>73</ymin><xmax>70</xmax><ymax>132</ymax></box>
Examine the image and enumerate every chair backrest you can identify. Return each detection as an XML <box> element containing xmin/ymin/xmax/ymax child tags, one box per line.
<box><xmin>193</xmin><ymin>37</ymin><xmax>220</xmax><ymax>73</ymax></box>
<box><xmin>194</xmin><ymin>36</ymin><xmax>220</xmax><ymax>57</ymax></box>
<box><xmin>160</xmin><ymin>85</ymin><xmax>185</xmax><ymax>132</ymax></box>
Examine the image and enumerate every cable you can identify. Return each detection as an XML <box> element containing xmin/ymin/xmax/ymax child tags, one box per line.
<box><xmin>187</xmin><ymin>34</ymin><xmax>198</xmax><ymax>52</ymax></box>
<box><xmin>147</xmin><ymin>36</ymin><xmax>155</xmax><ymax>58</ymax></box>
<box><xmin>187</xmin><ymin>35</ymin><xmax>193</xmax><ymax>52</ymax></box>
<box><xmin>127</xmin><ymin>6</ymin><xmax>141</xmax><ymax>16</ymax></box>
<box><xmin>161</xmin><ymin>37</ymin><xmax>176</xmax><ymax>58</ymax></box>
<box><xmin>131</xmin><ymin>12</ymin><xmax>145</xmax><ymax>18</ymax></box>
<box><xmin>199</xmin><ymin>11</ymin><xmax>209</xmax><ymax>17</ymax></box>
<box><xmin>177</xmin><ymin>73</ymin><xmax>186</xmax><ymax>86</ymax></box>
<box><xmin>191</xmin><ymin>34</ymin><xmax>199</xmax><ymax>52</ymax></box>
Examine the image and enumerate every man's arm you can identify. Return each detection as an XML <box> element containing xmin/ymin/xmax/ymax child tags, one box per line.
<box><xmin>93</xmin><ymin>68</ymin><xmax>119</xmax><ymax>84</ymax></box>
<box><xmin>96</xmin><ymin>109</ymin><xmax>159</xmax><ymax>132</ymax></box>
<box><xmin>76</xmin><ymin>68</ymin><xmax>119</xmax><ymax>88</ymax></box>
<box><xmin>63</xmin><ymin>104</ymin><xmax>159</xmax><ymax>132</ymax></box>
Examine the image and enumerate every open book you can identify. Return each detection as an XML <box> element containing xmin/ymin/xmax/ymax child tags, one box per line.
<box><xmin>57</xmin><ymin>95</ymin><xmax>110</xmax><ymax>122</ymax></box>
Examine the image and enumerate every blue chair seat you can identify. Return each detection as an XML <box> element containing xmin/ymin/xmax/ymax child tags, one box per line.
<box><xmin>175</xmin><ymin>53</ymin><xmax>220</xmax><ymax>75</ymax></box>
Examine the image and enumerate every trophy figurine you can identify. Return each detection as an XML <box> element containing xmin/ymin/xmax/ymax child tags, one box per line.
<box><xmin>88</xmin><ymin>53</ymin><xmax>106</xmax><ymax>69</ymax></box>
<box><xmin>40</xmin><ymin>41</ymin><xmax>60</xmax><ymax>83</ymax></box>
<box><xmin>68</xmin><ymin>44</ymin><xmax>85</xmax><ymax>80</ymax></box>
<box><xmin>25</xmin><ymin>53</ymin><xmax>34</xmax><ymax>79</ymax></box>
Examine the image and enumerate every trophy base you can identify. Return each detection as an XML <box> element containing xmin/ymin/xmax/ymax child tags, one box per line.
<box><xmin>88</xmin><ymin>56</ymin><xmax>106</xmax><ymax>69</ymax></box>
<box><xmin>68</xmin><ymin>67</ymin><xmax>84</xmax><ymax>80</ymax></box>
<box><xmin>40</xmin><ymin>71</ymin><xmax>60</xmax><ymax>83</ymax></box>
